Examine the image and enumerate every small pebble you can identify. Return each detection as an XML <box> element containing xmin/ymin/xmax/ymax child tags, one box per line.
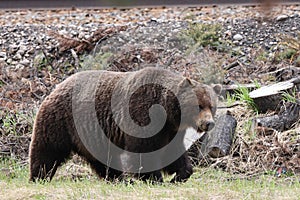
<box><xmin>13</xmin><ymin>53</ymin><xmax>22</xmax><ymax>61</ymax></box>
<box><xmin>276</xmin><ymin>14</ymin><xmax>289</xmax><ymax>21</ymax></box>
<box><xmin>9</xmin><ymin>44</ymin><xmax>19</xmax><ymax>53</ymax></box>
<box><xmin>233</xmin><ymin>34</ymin><xmax>243</xmax><ymax>41</ymax></box>
<box><xmin>20</xmin><ymin>58</ymin><xmax>31</xmax><ymax>66</ymax></box>
<box><xmin>0</xmin><ymin>52</ymin><xmax>7</xmax><ymax>61</ymax></box>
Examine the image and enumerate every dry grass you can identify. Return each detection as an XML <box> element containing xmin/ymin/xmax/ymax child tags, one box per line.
<box><xmin>195</xmin><ymin>104</ymin><xmax>300</xmax><ymax>178</ymax></box>
<box><xmin>0</xmin><ymin>160</ymin><xmax>300</xmax><ymax>200</ymax></box>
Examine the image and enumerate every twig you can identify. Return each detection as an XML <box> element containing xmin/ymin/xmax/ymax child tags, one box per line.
<box><xmin>41</xmin><ymin>45</ymin><xmax>55</xmax><ymax>70</ymax></box>
<box><xmin>70</xmin><ymin>49</ymin><xmax>80</xmax><ymax>68</ymax></box>
<box><xmin>224</xmin><ymin>60</ymin><xmax>239</xmax><ymax>70</ymax></box>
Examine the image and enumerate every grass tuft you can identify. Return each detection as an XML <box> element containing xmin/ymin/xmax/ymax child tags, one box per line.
<box><xmin>180</xmin><ymin>22</ymin><xmax>229</xmax><ymax>53</ymax></box>
<box><xmin>275</xmin><ymin>32</ymin><xmax>300</xmax><ymax>66</ymax></box>
<box><xmin>80</xmin><ymin>51</ymin><xmax>113</xmax><ymax>71</ymax></box>
<box><xmin>281</xmin><ymin>88</ymin><xmax>297</xmax><ymax>103</ymax></box>
<box><xmin>234</xmin><ymin>85</ymin><xmax>258</xmax><ymax>113</ymax></box>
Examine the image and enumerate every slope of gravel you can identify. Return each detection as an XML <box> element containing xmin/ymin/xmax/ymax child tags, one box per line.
<box><xmin>1</xmin><ymin>4</ymin><xmax>300</xmax><ymax>73</ymax></box>
<box><xmin>0</xmin><ymin>6</ymin><xmax>299</xmax><ymax>92</ymax></box>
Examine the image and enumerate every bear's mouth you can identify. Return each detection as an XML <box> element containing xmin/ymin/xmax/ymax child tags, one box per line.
<box><xmin>197</xmin><ymin>127</ymin><xmax>205</xmax><ymax>133</ymax></box>
<box><xmin>196</xmin><ymin>128</ymin><xmax>208</xmax><ymax>141</ymax></box>
<box><xmin>197</xmin><ymin>121</ymin><xmax>215</xmax><ymax>133</ymax></box>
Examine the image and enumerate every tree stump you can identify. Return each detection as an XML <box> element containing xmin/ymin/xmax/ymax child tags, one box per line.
<box><xmin>189</xmin><ymin>112</ymin><xmax>237</xmax><ymax>164</ymax></box>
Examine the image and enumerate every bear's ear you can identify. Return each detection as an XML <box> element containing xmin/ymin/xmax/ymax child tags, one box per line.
<box><xmin>212</xmin><ymin>84</ymin><xmax>222</xmax><ymax>95</ymax></box>
<box><xmin>179</xmin><ymin>78</ymin><xmax>193</xmax><ymax>88</ymax></box>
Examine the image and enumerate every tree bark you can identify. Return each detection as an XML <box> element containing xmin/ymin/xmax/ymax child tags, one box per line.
<box><xmin>189</xmin><ymin>112</ymin><xmax>237</xmax><ymax>164</ymax></box>
<box><xmin>249</xmin><ymin>76</ymin><xmax>300</xmax><ymax>113</ymax></box>
<box><xmin>253</xmin><ymin>102</ymin><xmax>300</xmax><ymax>132</ymax></box>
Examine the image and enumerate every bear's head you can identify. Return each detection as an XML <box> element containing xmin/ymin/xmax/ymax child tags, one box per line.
<box><xmin>177</xmin><ymin>78</ymin><xmax>221</xmax><ymax>133</ymax></box>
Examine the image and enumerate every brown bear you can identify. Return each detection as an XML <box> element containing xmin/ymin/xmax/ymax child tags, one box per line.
<box><xmin>29</xmin><ymin>67</ymin><xmax>220</xmax><ymax>183</ymax></box>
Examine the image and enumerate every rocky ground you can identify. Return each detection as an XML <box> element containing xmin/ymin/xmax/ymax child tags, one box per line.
<box><xmin>0</xmin><ymin>4</ymin><xmax>300</xmax><ymax>178</ymax></box>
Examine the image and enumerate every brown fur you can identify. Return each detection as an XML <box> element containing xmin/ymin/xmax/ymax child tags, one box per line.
<box><xmin>29</xmin><ymin>67</ymin><xmax>219</xmax><ymax>183</ymax></box>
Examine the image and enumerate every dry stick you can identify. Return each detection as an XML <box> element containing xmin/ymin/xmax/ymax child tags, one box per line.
<box><xmin>1</xmin><ymin>97</ymin><xmax>22</xmax><ymax>104</ymax></box>
<box><xmin>41</xmin><ymin>46</ymin><xmax>54</xmax><ymax>70</ymax></box>
<box><xmin>91</xmin><ymin>35</ymin><xmax>109</xmax><ymax>57</ymax></box>
<box><xmin>70</xmin><ymin>49</ymin><xmax>80</xmax><ymax>68</ymax></box>
<box><xmin>217</xmin><ymin>102</ymin><xmax>243</xmax><ymax>109</ymax></box>
<box><xmin>224</xmin><ymin>60</ymin><xmax>239</xmax><ymax>70</ymax></box>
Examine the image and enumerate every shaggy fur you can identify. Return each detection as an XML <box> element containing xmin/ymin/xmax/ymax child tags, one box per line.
<box><xmin>29</xmin><ymin>67</ymin><xmax>219</xmax><ymax>183</ymax></box>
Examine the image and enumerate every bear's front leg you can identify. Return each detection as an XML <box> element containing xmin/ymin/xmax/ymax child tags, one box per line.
<box><xmin>170</xmin><ymin>164</ymin><xmax>193</xmax><ymax>183</ymax></box>
<box><xmin>167</xmin><ymin>153</ymin><xmax>193</xmax><ymax>183</ymax></box>
<box><xmin>138</xmin><ymin>170</ymin><xmax>163</xmax><ymax>183</ymax></box>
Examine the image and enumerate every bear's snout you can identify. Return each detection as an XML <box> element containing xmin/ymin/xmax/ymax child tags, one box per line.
<box><xmin>196</xmin><ymin>118</ymin><xmax>215</xmax><ymax>132</ymax></box>
<box><xmin>196</xmin><ymin>109</ymin><xmax>215</xmax><ymax>132</ymax></box>
<box><xmin>205</xmin><ymin>120</ymin><xmax>215</xmax><ymax>131</ymax></box>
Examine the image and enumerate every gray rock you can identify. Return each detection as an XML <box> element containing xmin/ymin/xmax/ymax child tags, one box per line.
<box><xmin>19</xmin><ymin>45</ymin><xmax>28</xmax><ymax>52</ymax></box>
<box><xmin>20</xmin><ymin>58</ymin><xmax>31</xmax><ymax>66</ymax></box>
<box><xmin>15</xmin><ymin>63</ymin><xmax>25</xmax><ymax>69</ymax></box>
<box><xmin>0</xmin><ymin>52</ymin><xmax>7</xmax><ymax>61</ymax></box>
<box><xmin>26</xmin><ymin>47</ymin><xmax>35</xmax><ymax>54</ymax></box>
<box><xmin>13</xmin><ymin>53</ymin><xmax>22</xmax><ymax>61</ymax></box>
<box><xmin>17</xmin><ymin>49</ymin><xmax>25</xmax><ymax>56</ymax></box>
<box><xmin>6</xmin><ymin>58</ymin><xmax>13</xmax><ymax>64</ymax></box>
<box><xmin>233</xmin><ymin>34</ymin><xmax>243</xmax><ymax>41</ymax></box>
<box><xmin>9</xmin><ymin>44</ymin><xmax>19</xmax><ymax>53</ymax></box>
<box><xmin>276</xmin><ymin>14</ymin><xmax>289</xmax><ymax>21</ymax></box>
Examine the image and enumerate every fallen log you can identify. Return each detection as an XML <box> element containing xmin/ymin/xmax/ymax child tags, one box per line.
<box><xmin>189</xmin><ymin>112</ymin><xmax>237</xmax><ymax>164</ymax></box>
<box><xmin>249</xmin><ymin>77</ymin><xmax>300</xmax><ymax>113</ymax></box>
<box><xmin>274</xmin><ymin>66</ymin><xmax>300</xmax><ymax>82</ymax></box>
<box><xmin>253</xmin><ymin>102</ymin><xmax>300</xmax><ymax>132</ymax></box>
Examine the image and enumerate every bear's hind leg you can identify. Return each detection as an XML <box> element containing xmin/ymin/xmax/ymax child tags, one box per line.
<box><xmin>29</xmin><ymin>144</ymin><xmax>71</xmax><ymax>182</ymax></box>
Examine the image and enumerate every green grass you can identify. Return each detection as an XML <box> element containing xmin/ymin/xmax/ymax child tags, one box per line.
<box><xmin>281</xmin><ymin>89</ymin><xmax>297</xmax><ymax>103</ymax></box>
<box><xmin>226</xmin><ymin>92</ymin><xmax>237</xmax><ymax>107</ymax></box>
<box><xmin>234</xmin><ymin>85</ymin><xmax>258</xmax><ymax>113</ymax></box>
<box><xmin>80</xmin><ymin>51</ymin><xmax>113</xmax><ymax>71</ymax></box>
<box><xmin>1</xmin><ymin>160</ymin><xmax>299</xmax><ymax>200</ymax></box>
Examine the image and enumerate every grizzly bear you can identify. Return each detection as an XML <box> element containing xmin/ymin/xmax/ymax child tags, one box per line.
<box><xmin>29</xmin><ymin>67</ymin><xmax>220</xmax><ymax>183</ymax></box>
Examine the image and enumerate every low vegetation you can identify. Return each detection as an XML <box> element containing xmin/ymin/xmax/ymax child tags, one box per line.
<box><xmin>180</xmin><ymin>23</ymin><xmax>225</xmax><ymax>51</ymax></box>
<box><xmin>234</xmin><ymin>85</ymin><xmax>258</xmax><ymax>113</ymax></box>
<box><xmin>273</xmin><ymin>32</ymin><xmax>300</xmax><ymax>66</ymax></box>
<box><xmin>0</xmin><ymin>159</ymin><xmax>299</xmax><ymax>200</ymax></box>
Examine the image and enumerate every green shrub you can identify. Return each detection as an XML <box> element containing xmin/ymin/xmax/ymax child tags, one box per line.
<box><xmin>180</xmin><ymin>23</ymin><xmax>228</xmax><ymax>52</ymax></box>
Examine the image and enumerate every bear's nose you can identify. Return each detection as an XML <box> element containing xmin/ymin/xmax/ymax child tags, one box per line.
<box><xmin>206</xmin><ymin>121</ymin><xmax>215</xmax><ymax>131</ymax></box>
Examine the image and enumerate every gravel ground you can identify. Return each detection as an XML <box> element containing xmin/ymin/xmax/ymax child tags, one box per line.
<box><xmin>1</xmin><ymin>4</ymin><xmax>300</xmax><ymax>75</ymax></box>
<box><xmin>0</xmin><ymin>5</ymin><xmax>300</xmax><ymax>67</ymax></box>
<box><xmin>0</xmin><ymin>4</ymin><xmax>300</xmax><ymax>175</ymax></box>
